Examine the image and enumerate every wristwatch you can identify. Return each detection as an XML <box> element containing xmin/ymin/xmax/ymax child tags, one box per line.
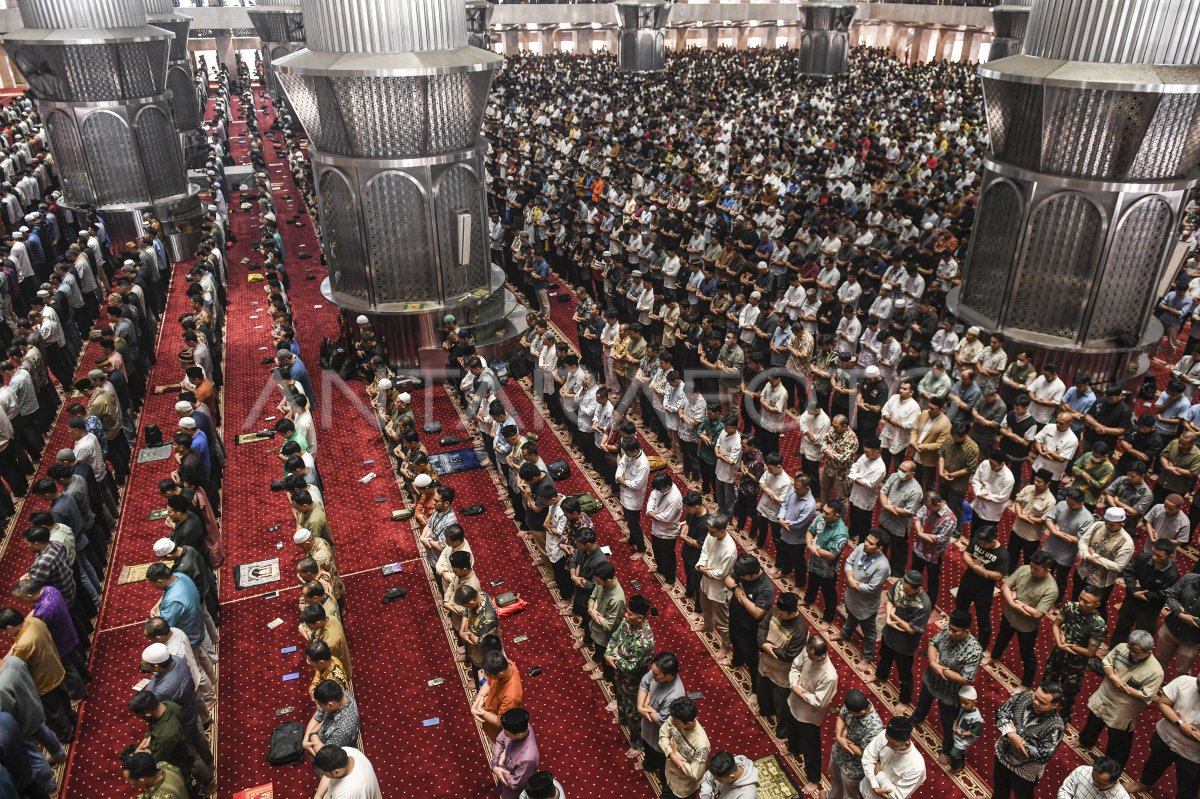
<box><xmin>1175</xmin><ymin>718</ymin><xmax>1183</xmax><ymax>728</ymax></box>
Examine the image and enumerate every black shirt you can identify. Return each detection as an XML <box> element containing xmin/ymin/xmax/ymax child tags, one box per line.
<box><xmin>730</xmin><ymin>573</ymin><xmax>775</xmax><ymax>632</ymax></box>
<box><xmin>684</xmin><ymin>511</ymin><xmax>709</xmax><ymax>555</ymax></box>
<box><xmin>1000</xmin><ymin>411</ymin><xmax>1039</xmax><ymax>461</ymax></box>
<box><xmin>960</xmin><ymin>539</ymin><xmax>1010</xmax><ymax>598</ymax></box>
<box><xmin>1084</xmin><ymin>400</ymin><xmax>1133</xmax><ymax>450</ymax></box>
<box><xmin>1117</xmin><ymin>428</ymin><xmax>1165</xmax><ymax>473</ymax></box>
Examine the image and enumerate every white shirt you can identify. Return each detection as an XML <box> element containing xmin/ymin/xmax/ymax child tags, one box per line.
<box><xmin>970</xmin><ymin>461</ymin><xmax>1014</xmax><ymax>521</ymax></box>
<box><xmin>759</xmin><ymin>382</ymin><xmax>788</xmax><ymax>432</ymax></box>
<box><xmin>799</xmin><ymin>410</ymin><xmax>831</xmax><ymax>461</ymax></box>
<box><xmin>646</xmin><ymin>484</ymin><xmax>682</xmax><ymax>539</ymax></box>
<box><xmin>163</xmin><ymin>627</ymin><xmax>208</xmax><ymax>693</ymax></box>
<box><xmin>1027</xmin><ymin>374</ymin><xmax>1066</xmax><ymax>424</ymax></box>
<box><xmin>293</xmin><ymin>409</ymin><xmax>317</xmax><ymax>457</ymax></box>
<box><xmin>1032</xmin><ymin>424</ymin><xmax>1079</xmax><ymax>479</ymax></box>
<box><xmin>756</xmin><ymin>469</ymin><xmax>793</xmax><ymax>520</ymax></box>
<box><xmin>714</xmin><ymin>429</ymin><xmax>742</xmax><ymax>483</ymax></box>
<box><xmin>859</xmin><ymin>732</ymin><xmax>927</xmax><ymax>799</ymax></box>
<box><xmin>696</xmin><ymin>532</ymin><xmax>736</xmax><ymax>602</ymax></box>
<box><xmin>328</xmin><ymin>748</ymin><xmax>382</xmax><ymax>799</ymax></box>
<box><xmin>1056</xmin><ymin>766</ymin><xmax>1130</xmax><ymax>799</ymax></box>
<box><xmin>880</xmin><ymin>395</ymin><xmax>920</xmax><ymax>454</ymax></box>
<box><xmin>73</xmin><ymin>432</ymin><xmax>106</xmax><ymax>481</ymax></box>
<box><xmin>615</xmin><ymin>452</ymin><xmax>649</xmax><ymax>511</ymax></box>
<box><xmin>847</xmin><ymin>454</ymin><xmax>887</xmax><ymax>510</ymax></box>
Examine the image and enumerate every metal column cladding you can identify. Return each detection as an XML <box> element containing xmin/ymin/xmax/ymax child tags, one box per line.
<box><xmin>144</xmin><ymin>0</ymin><xmax>205</xmax><ymax>167</ymax></box>
<box><xmin>275</xmin><ymin>0</ymin><xmax>523</xmax><ymax>368</ymax></box>
<box><xmin>246</xmin><ymin>0</ymin><xmax>307</xmax><ymax>100</ymax></box>
<box><xmin>615</xmin><ymin>0</ymin><xmax>671</xmax><ymax>73</ymax></box>
<box><xmin>797</xmin><ymin>1</ymin><xmax>857</xmax><ymax>77</ymax></box>
<box><xmin>988</xmin><ymin>0</ymin><xmax>1033</xmax><ymax>61</ymax></box>
<box><xmin>465</xmin><ymin>0</ymin><xmax>495</xmax><ymax>52</ymax></box>
<box><xmin>952</xmin><ymin>0</ymin><xmax>1200</xmax><ymax>383</ymax></box>
<box><xmin>3</xmin><ymin>0</ymin><xmax>205</xmax><ymax>260</ymax></box>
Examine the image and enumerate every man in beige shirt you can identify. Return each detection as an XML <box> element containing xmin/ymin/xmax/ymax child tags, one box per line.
<box><xmin>1077</xmin><ymin>630</ymin><xmax>1164</xmax><ymax>768</ymax></box>
<box><xmin>786</xmin><ymin>636</ymin><xmax>839</xmax><ymax>791</ymax></box>
<box><xmin>658</xmin><ymin>697</ymin><xmax>709</xmax><ymax>798</ymax></box>
<box><xmin>443</xmin><ymin>551</ymin><xmax>481</xmax><ymax>635</ymax></box>
<box><xmin>1007</xmin><ymin>468</ymin><xmax>1056</xmax><ymax>567</ymax></box>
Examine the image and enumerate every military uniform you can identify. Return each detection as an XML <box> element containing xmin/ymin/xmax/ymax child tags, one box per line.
<box><xmin>1044</xmin><ymin>601</ymin><xmax>1106</xmax><ymax>719</ymax></box>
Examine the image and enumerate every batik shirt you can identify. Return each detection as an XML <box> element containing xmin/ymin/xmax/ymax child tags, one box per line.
<box><xmin>832</xmin><ymin>705</ymin><xmax>884</xmax><ymax>781</ymax></box>
<box><xmin>808</xmin><ymin>515</ymin><xmax>849</xmax><ymax>578</ymax></box>
<box><xmin>923</xmin><ymin>630</ymin><xmax>982</xmax><ymax>704</ymax></box>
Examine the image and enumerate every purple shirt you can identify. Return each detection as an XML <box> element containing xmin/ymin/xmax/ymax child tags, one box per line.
<box><xmin>489</xmin><ymin>725</ymin><xmax>539</xmax><ymax>799</ymax></box>
<box><xmin>32</xmin><ymin>586</ymin><xmax>77</xmax><ymax>655</ymax></box>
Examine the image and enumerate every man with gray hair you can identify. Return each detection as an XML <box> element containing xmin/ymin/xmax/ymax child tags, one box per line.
<box><xmin>1077</xmin><ymin>629</ymin><xmax>1164</xmax><ymax>769</ymax></box>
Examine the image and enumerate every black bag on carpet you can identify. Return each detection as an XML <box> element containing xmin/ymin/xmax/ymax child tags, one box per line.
<box><xmin>267</xmin><ymin>721</ymin><xmax>304</xmax><ymax>765</ymax></box>
<box><xmin>548</xmin><ymin>460</ymin><xmax>570</xmax><ymax>481</ymax></box>
<box><xmin>144</xmin><ymin>424</ymin><xmax>163</xmax><ymax>448</ymax></box>
<box><xmin>461</xmin><ymin>504</ymin><xmax>486</xmax><ymax>516</ymax></box>
<box><xmin>423</xmin><ymin>421</ymin><xmax>442</xmax><ymax>435</ymax></box>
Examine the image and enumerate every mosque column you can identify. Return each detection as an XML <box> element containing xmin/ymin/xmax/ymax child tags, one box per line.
<box><xmin>144</xmin><ymin>0</ymin><xmax>206</xmax><ymax>168</ymax></box>
<box><xmin>950</xmin><ymin>0</ymin><xmax>1200</xmax><ymax>384</ymax></box>
<box><xmin>3</xmin><ymin>0</ymin><xmax>205</xmax><ymax>261</ymax></box>
<box><xmin>213</xmin><ymin>33</ymin><xmax>239</xmax><ymax>75</ymax></box>
<box><xmin>614</xmin><ymin>0</ymin><xmax>671</xmax><ymax>71</ymax></box>
<box><xmin>797</xmin><ymin>0</ymin><xmax>857</xmax><ymax>75</ymax></box>
<box><xmin>706</xmin><ymin>28</ymin><xmax>720</xmax><ymax>50</ymax></box>
<box><xmin>465</xmin><ymin>0</ymin><xmax>495</xmax><ymax>51</ymax></box>
<box><xmin>247</xmin><ymin>0</ymin><xmax>306</xmax><ymax>101</ymax></box>
<box><xmin>276</xmin><ymin>0</ymin><xmax>526</xmax><ymax>368</ymax></box>
<box><xmin>987</xmin><ymin>0</ymin><xmax>1032</xmax><ymax>61</ymax></box>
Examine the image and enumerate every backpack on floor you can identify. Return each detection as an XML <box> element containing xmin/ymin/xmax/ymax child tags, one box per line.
<box><xmin>267</xmin><ymin>721</ymin><xmax>304</xmax><ymax>765</ymax></box>
<box><xmin>144</xmin><ymin>424</ymin><xmax>163</xmax><ymax>448</ymax></box>
<box><xmin>547</xmin><ymin>460</ymin><xmax>570</xmax><ymax>481</ymax></box>
<box><xmin>571</xmin><ymin>493</ymin><xmax>602</xmax><ymax>514</ymax></box>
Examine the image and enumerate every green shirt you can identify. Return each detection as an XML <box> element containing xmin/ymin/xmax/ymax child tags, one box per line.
<box><xmin>697</xmin><ymin>417</ymin><xmax>723</xmax><ymax>464</ymax></box>
<box><xmin>147</xmin><ymin>703</ymin><xmax>194</xmax><ymax>780</ymax></box>
<box><xmin>1071</xmin><ymin>452</ymin><xmax>1114</xmax><ymax>505</ymax></box>
<box><xmin>1002</xmin><ymin>565</ymin><xmax>1059</xmax><ymax>632</ymax></box>
<box><xmin>589</xmin><ymin>581</ymin><xmax>626</xmax><ymax>647</ymax></box>
<box><xmin>142</xmin><ymin>762</ymin><xmax>189</xmax><ymax>799</ymax></box>
<box><xmin>939</xmin><ymin>437</ymin><xmax>980</xmax><ymax>492</ymax></box>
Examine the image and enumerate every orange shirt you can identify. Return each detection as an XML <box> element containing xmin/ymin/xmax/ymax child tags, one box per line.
<box><xmin>481</xmin><ymin>664</ymin><xmax>523</xmax><ymax>740</ymax></box>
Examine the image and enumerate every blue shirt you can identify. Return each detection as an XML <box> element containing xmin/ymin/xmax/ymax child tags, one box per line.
<box><xmin>1062</xmin><ymin>386</ymin><xmax>1096</xmax><ymax>432</ymax></box>
<box><xmin>152</xmin><ymin>238</ymin><xmax>168</xmax><ymax>273</ymax></box>
<box><xmin>189</xmin><ymin>430</ymin><xmax>211</xmax><ymax>478</ymax></box>
<box><xmin>1155</xmin><ymin>391</ymin><xmax>1192</xmax><ymax>436</ymax></box>
<box><xmin>779</xmin><ymin>487</ymin><xmax>817</xmax><ymax>545</ymax></box>
<box><xmin>24</xmin><ymin>231</ymin><xmax>43</xmax><ymax>265</ymax></box>
<box><xmin>160</xmin><ymin>573</ymin><xmax>203</xmax><ymax>644</ymax></box>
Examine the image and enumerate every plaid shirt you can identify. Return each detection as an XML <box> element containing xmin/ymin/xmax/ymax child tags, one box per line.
<box><xmin>28</xmin><ymin>542</ymin><xmax>75</xmax><ymax>605</ymax></box>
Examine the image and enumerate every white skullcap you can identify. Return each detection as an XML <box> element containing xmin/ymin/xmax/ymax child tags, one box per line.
<box><xmin>36</xmin><ymin>289</ymin><xmax>49</xmax><ymax>298</ymax></box>
<box><xmin>377</xmin><ymin>378</ymin><xmax>393</xmax><ymax>390</ymax></box>
<box><xmin>207</xmin><ymin>204</ymin><xmax>218</xmax><ymax>212</ymax></box>
<box><xmin>1104</xmin><ymin>507</ymin><xmax>1127</xmax><ymax>523</ymax></box>
<box><xmin>757</xmin><ymin>261</ymin><xmax>767</xmax><ymax>269</ymax></box>
<box><xmin>355</xmin><ymin>315</ymin><xmax>369</xmax><ymax>325</ymax></box>
<box><xmin>141</xmin><ymin>643</ymin><xmax>170</xmax><ymax>665</ymax></box>
<box><xmin>966</xmin><ymin>326</ymin><xmax>981</xmax><ymax>336</ymax></box>
<box><xmin>123</xmin><ymin>259</ymin><xmax>136</xmax><ymax>267</ymax></box>
<box><xmin>18</xmin><ymin>226</ymin><xmax>27</xmax><ymax>234</ymax></box>
<box><xmin>414</xmin><ymin>473</ymin><xmax>433</xmax><ymax>488</ymax></box>
<box><xmin>153</xmin><ymin>538</ymin><xmax>175</xmax><ymax>557</ymax></box>
<box><xmin>174</xmin><ymin>401</ymin><xmax>193</xmax><ymax>414</ymax></box>
<box><xmin>864</xmin><ymin>365</ymin><xmax>881</xmax><ymax>378</ymax></box>
<box><xmin>178</xmin><ymin>417</ymin><xmax>197</xmax><ymax>430</ymax></box>
<box><xmin>958</xmin><ymin>685</ymin><xmax>977</xmax><ymax>700</ymax></box>
<box><xmin>923</xmin><ymin>222</ymin><xmax>934</xmax><ymax>230</ymax></box>
<box><xmin>750</xmin><ymin>291</ymin><xmax>761</xmax><ymax>300</ymax></box>
<box><xmin>398</xmin><ymin>392</ymin><xmax>411</xmax><ymax>403</ymax></box>
<box><xmin>293</xmin><ymin>528</ymin><xmax>313</xmax><ymax>544</ymax></box>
